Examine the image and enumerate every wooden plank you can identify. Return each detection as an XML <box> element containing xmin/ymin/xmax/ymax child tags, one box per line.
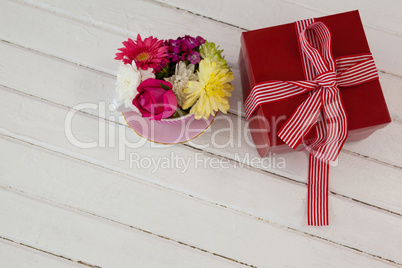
<box><xmin>0</xmin><ymin>87</ymin><xmax>401</xmax><ymax>265</ymax></box>
<box><xmin>381</xmin><ymin>72</ymin><xmax>402</xmax><ymax>122</ymax></box>
<box><xmin>342</xmin><ymin>122</ymin><xmax>402</xmax><ymax>168</ymax></box>
<box><xmin>0</xmin><ymin>188</ymin><xmax>244</xmax><ymax>267</ymax></box>
<box><xmin>0</xmin><ymin>238</ymin><xmax>86</xmax><ymax>268</ymax></box>
<box><xmin>152</xmin><ymin>0</ymin><xmax>402</xmax><ymax>77</ymax></box>
<box><xmin>0</xmin><ymin>135</ymin><xmax>399</xmax><ymax>267</ymax></box>
<box><xmin>0</xmin><ymin>31</ymin><xmax>401</xmax><ymax>213</ymax></box>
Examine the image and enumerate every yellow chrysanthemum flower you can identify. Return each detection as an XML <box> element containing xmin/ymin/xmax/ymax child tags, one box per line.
<box><xmin>182</xmin><ymin>58</ymin><xmax>234</xmax><ymax>119</ymax></box>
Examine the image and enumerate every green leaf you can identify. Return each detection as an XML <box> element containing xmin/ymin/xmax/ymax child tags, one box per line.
<box><xmin>155</xmin><ymin>64</ymin><xmax>176</xmax><ymax>79</ymax></box>
<box><xmin>168</xmin><ymin>107</ymin><xmax>189</xmax><ymax>118</ymax></box>
<box><xmin>160</xmin><ymin>83</ymin><xmax>171</xmax><ymax>91</ymax></box>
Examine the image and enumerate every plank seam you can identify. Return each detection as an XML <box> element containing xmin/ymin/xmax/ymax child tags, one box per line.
<box><xmin>147</xmin><ymin>0</ymin><xmax>248</xmax><ymax>31</ymax></box>
<box><xmin>0</xmin><ymin>236</ymin><xmax>101</xmax><ymax>268</ymax></box>
<box><xmin>287</xmin><ymin>228</ymin><xmax>402</xmax><ymax>266</ymax></box>
<box><xmin>342</xmin><ymin>150</ymin><xmax>402</xmax><ymax>171</ymax></box>
<box><xmin>0</xmin><ymin>38</ymin><xmax>116</xmax><ymax>78</ymax></box>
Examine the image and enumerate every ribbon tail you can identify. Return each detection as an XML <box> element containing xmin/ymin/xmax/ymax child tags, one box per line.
<box><xmin>304</xmin><ymin>112</ymin><xmax>327</xmax><ymax>153</ymax></box>
<box><xmin>278</xmin><ymin>88</ymin><xmax>322</xmax><ymax>149</ymax></box>
<box><xmin>308</xmin><ymin>154</ymin><xmax>329</xmax><ymax>226</ymax></box>
<box><xmin>313</xmin><ymin>87</ymin><xmax>348</xmax><ymax>161</ymax></box>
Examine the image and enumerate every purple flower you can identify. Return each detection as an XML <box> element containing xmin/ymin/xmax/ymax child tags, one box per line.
<box><xmin>154</xmin><ymin>57</ymin><xmax>170</xmax><ymax>72</ymax></box>
<box><xmin>181</xmin><ymin>53</ymin><xmax>187</xmax><ymax>61</ymax></box>
<box><xmin>170</xmin><ymin>39</ymin><xmax>181</xmax><ymax>46</ymax></box>
<box><xmin>171</xmin><ymin>46</ymin><xmax>181</xmax><ymax>54</ymax></box>
<box><xmin>187</xmin><ymin>51</ymin><xmax>201</xmax><ymax>64</ymax></box>
<box><xmin>169</xmin><ymin>39</ymin><xmax>182</xmax><ymax>53</ymax></box>
<box><xmin>196</xmin><ymin>36</ymin><xmax>206</xmax><ymax>45</ymax></box>
<box><xmin>168</xmin><ymin>53</ymin><xmax>180</xmax><ymax>63</ymax></box>
<box><xmin>181</xmin><ymin>35</ymin><xmax>199</xmax><ymax>52</ymax></box>
<box><xmin>154</xmin><ymin>65</ymin><xmax>162</xmax><ymax>72</ymax></box>
<box><xmin>162</xmin><ymin>35</ymin><xmax>205</xmax><ymax>66</ymax></box>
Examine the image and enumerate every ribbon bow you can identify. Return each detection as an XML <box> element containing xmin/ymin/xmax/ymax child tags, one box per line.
<box><xmin>244</xmin><ymin>21</ymin><xmax>379</xmax><ymax>225</ymax></box>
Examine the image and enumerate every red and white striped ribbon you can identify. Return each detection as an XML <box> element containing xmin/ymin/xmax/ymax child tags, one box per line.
<box><xmin>244</xmin><ymin>20</ymin><xmax>379</xmax><ymax>226</ymax></box>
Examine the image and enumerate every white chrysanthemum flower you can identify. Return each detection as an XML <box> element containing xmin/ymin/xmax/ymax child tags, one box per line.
<box><xmin>139</xmin><ymin>67</ymin><xmax>156</xmax><ymax>81</ymax></box>
<box><xmin>114</xmin><ymin>63</ymin><xmax>156</xmax><ymax>112</ymax></box>
<box><xmin>165</xmin><ymin>61</ymin><xmax>198</xmax><ymax>107</ymax></box>
<box><xmin>115</xmin><ymin>63</ymin><xmax>141</xmax><ymax>111</ymax></box>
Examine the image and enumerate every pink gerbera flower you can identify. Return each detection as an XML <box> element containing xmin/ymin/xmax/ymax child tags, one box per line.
<box><xmin>115</xmin><ymin>34</ymin><xmax>169</xmax><ymax>70</ymax></box>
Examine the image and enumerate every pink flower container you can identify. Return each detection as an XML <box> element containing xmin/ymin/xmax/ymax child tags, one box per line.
<box><xmin>123</xmin><ymin>111</ymin><xmax>216</xmax><ymax>144</ymax></box>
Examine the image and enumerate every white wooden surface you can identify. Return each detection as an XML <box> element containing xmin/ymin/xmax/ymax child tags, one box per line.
<box><xmin>0</xmin><ymin>0</ymin><xmax>401</xmax><ymax>267</ymax></box>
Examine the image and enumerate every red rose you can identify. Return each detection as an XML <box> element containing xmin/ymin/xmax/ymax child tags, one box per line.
<box><xmin>133</xmin><ymin>78</ymin><xmax>177</xmax><ymax>120</ymax></box>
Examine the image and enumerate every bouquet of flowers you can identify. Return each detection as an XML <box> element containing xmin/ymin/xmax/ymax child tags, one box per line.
<box><xmin>113</xmin><ymin>34</ymin><xmax>234</xmax><ymax>121</ymax></box>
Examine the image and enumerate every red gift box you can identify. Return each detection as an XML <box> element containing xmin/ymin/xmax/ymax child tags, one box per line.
<box><xmin>239</xmin><ymin>10</ymin><xmax>391</xmax><ymax>226</ymax></box>
<box><xmin>239</xmin><ymin>10</ymin><xmax>391</xmax><ymax>158</ymax></box>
